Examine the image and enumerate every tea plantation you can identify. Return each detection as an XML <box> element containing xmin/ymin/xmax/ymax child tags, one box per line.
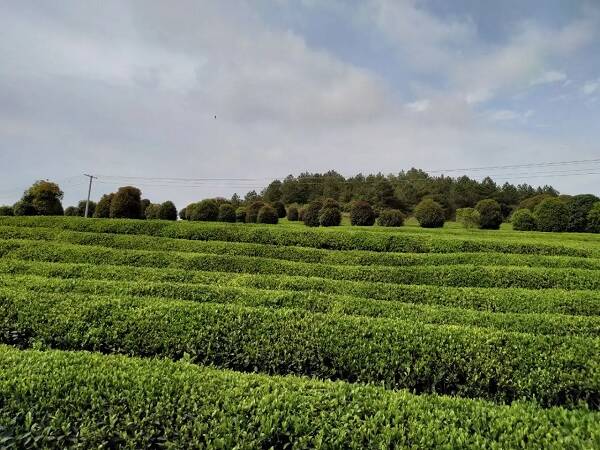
<box><xmin>0</xmin><ymin>216</ymin><xmax>599</xmax><ymax>448</ymax></box>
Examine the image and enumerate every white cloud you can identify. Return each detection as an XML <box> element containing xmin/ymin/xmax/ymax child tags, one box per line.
<box><xmin>582</xmin><ymin>79</ymin><xmax>600</xmax><ymax>95</ymax></box>
<box><xmin>530</xmin><ymin>70</ymin><xmax>567</xmax><ymax>86</ymax></box>
<box><xmin>487</xmin><ymin>109</ymin><xmax>534</xmax><ymax>122</ymax></box>
<box><xmin>405</xmin><ymin>99</ymin><xmax>430</xmax><ymax>112</ymax></box>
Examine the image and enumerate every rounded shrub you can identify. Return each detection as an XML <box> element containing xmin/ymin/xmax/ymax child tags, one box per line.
<box><xmin>319</xmin><ymin>207</ymin><xmax>342</xmax><ymax>227</ymax></box>
<box><xmin>475</xmin><ymin>199</ymin><xmax>502</xmax><ymax>230</ymax></box>
<box><xmin>158</xmin><ymin>201</ymin><xmax>178</xmax><ymax>221</ymax></box>
<box><xmin>235</xmin><ymin>207</ymin><xmax>247</xmax><ymax>223</ymax></box>
<box><xmin>414</xmin><ymin>199</ymin><xmax>445</xmax><ymax>228</ymax></box>
<box><xmin>534</xmin><ymin>198</ymin><xmax>569</xmax><ymax>232</ymax></box>
<box><xmin>94</xmin><ymin>193</ymin><xmax>113</xmax><ymax>218</ymax></box>
<box><xmin>257</xmin><ymin>205</ymin><xmax>279</xmax><ymax>224</ymax></box>
<box><xmin>587</xmin><ymin>202</ymin><xmax>600</xmax><ymax>233</ymax></box>
<box><xmin>511</xmin><ymin>209</ymin><xmax>537</xmax><ymax>231</ymax></box>
<box><xmin>377</xmin><ymin>209</ymin><xmax>404</xmax><ymax>227</ymax></box>
<box><xmin>110</xmin><ymin>186</ymin><xmax>142</xmax><ymax>219</ymax></box>
<box><xmin>272</xmin><ymin>201</ymin><xmax>287</xmax><ymax>219</ymax></box>
<box><xmin>218</xmin><ymin>204</ymin><xmax>236</xmax><ymax>223</ymax></box>
<box><xmin>566</xmin><ymin>194</ymin><xmax>599</xmax><ymax>232</ymax></box>
<box><xmin>64</xmin><ymin>206</ymin><xmax>78</xmax><ymax>216</ymax></box>
<box><xmin>0</xmin><ymin>205</ymin><xmax>14</xmax><ymax>216</ymax></box>
<box><xmin>298</xmin><ymin>207</ymin><xmax>306</xmax><ymax>222</ymax></box>
<box><xmin>302</xmin><ymin>200</ymin><xmax>323</xmax><ymax>227</ymax></box>
<box><xmin>245</xmin><ymin>201</ymin><xmax>265</xmax><ymax>223</ymax></box>
<box><xmin>140</xmin><ymin>199</ymin><xmax>151</xmax><ymax>219</ymax></box>
<box><xmin>350</xmin><ymin>200</ymin><xmax>376</xmax><ymax>226</ymax></box>
<box><xmin>20</xmin><ymin>180</ymin><xmax>64</xmax><ymax>216</ymax></box>
<box><xmin>187</xmin><ymin>199</ymin><xmax>219</xmax><ymax>221</ymax></box>
<box><xmin>13</xmin><ymin>200</ymin><xmax>36</xmax><ymax>216</ymax></box>
<box><xmin>286</xmin><ymin>205</ymin><xmax>299</xmax><ymax>221</ymax></box>
<box><xmin>455</xmin><ymin>208</ymin><xmax>480</xmax><ymax>229</ymax></box>
<box><xmin>144</xmin><ymin>203</ymin><xmax>160</xmax><ymax>220</ymax></box>
<box><xmin>178</xmin><ymin>208</ymin><xmax>187</xmax><ymax>220</ymax></box>
<box><xmin>322</xmin><ymin>198</ymin><xmax>340</xmax><ymax>209</ymax></box>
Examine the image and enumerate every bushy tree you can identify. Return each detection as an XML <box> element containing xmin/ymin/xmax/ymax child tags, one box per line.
<box><xmin>414</xmin><ymin>199</ymin><xmax>445</xmax><ymax>228</ymax></box>
<box><xmin>566</xmin><ymin>194</ymin><xmax>599</xmax><ymax>232</ymax></box>
<box><xmin>145</xmin><ymin>203</ymin><xmax>160</xmax><ymax>219</ymax></box>
<box><xmin>18</xmin><ymin>180</ymin><xmax>64</xmax><ymax>216</ymax></box>
<box><xmin>286</xmin><ymin>205</ymin><xmax>299</xmax><ymax>221</ymax></box>
<box><xmin>218</xmin><ymin>203</ymin><xmax>236</xmax><ymax>222</ymax></box>
<box><xmin>13</xmin><ymin>200</ymin><xmax>36</xmax><ymax>216</ymax></box>
<box><xmin>262</xmin><ymin>180</ymin><xmax>282</xmax><ymax>203</ymax></box>
<box><xmin>64</xmin><ymin>206</ymin><xmax>78</xmax><ymax>216</ymax></box>
<box><xmin>187</xmin><ymin>199</ymin><xmax>219</xmax><ymax>221</ymax></box>
<box><xmin>518</xmin><ymin>194</ymin><xmax>554</xmax><ymax>211</ymax></box>
<box><xmin>158</xmin><ymin>201</ymin><xmax>177</xmax><ymax>221</ymax></box>
<box><xmin>0</xmin><ymin>206</ymin><xmax>14</xmax><ymax>216</ymax></box>
<box><xmin>110</xmin><ymin>186</ymin><xmax>142</xmax><ymax>219</ymax></box>
<box><xmin>456</xmin><ymin>208</ymin><xmax>480</xmax><ymax>229</ymax></box>
<box><xmin>257</xmin><ymin>205</ymin><xmax>278</xmax><ymax>224</ymax></box>
<box><xmin>319</xmin><ymin>206</ymin><xmax>342</xmax><ymax>227</ymax></box>
<box><xmin>587</xmin><ymin>202</ymin><xmax>600</xmax><ymax>233</ymax></box>
<box><xmin>245</xmin><ymin>201</ymin><xmax>265</xmax><ymax>223</ymax></box>
<box><xmin>94</xmin><ymin>193</ymin><xmax>113</xmax><ymax>218</ymax></box>
<box><xmin>350</xmin><ymin>200</ymin><xmax>376</xmax><ymax>226</ymax></box>
<box><xmin>178</xmin><ymin>207</ymin><xmax>187</xmax><ymax>220</ymax></box>
<box><xmin>140</xmin><ymin>199</ymin><xmax>151</xmax><ymax>219</ymax></box>
<box><xmin>298</xmin><ymin>207</ymin><xmax>306</xmax><ymax>222</ymax></box>
<box><xmin>76</xmin><ymin>200</ymin><xmax>96</xmax><ymax>217</ymax></box>
<box><xmin>377</xmin><ymin>209</ymin><xmax>404</xmax><ymax>227</ymax></box>
<box><xmin>534</xmin><ymin>198</ymin><xmax>568</xmax><ymax>232</ymax></box>
<box><xmin>475</xmin><ymin>199</ymin><xmax>502</xmax><ymax>230</ymax></box>
<box><xmin>302</xmin><ymin>200</ymin><xmax>323</xmax><ymax>227</ymax></box>
<box><xmin>272</xmin><ymin>201</ymin><xmax>287</xmax><ymax>218</ymax></box>
<box><xmin>511</xmin><ymin>209</ymin><xmax>537</xmax><ymax>231</ymax></box>
<box><xmin>235</xmin><ymin>207</ymin><xmax>247</xmax><ymax>222</ymax></box>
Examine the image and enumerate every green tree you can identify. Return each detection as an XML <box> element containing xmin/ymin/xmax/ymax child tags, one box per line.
<box><xmin>414</xmin><ymin>199</ymin><xmax>445</xmax><ymax>228</ymax></box>
<box><xmin>286</xmin><ymin>205</ymin><xmax>299</xmax><ymax>221</ymax></box>
<box><xmin>511</xmin><ymin>209</ymin><xmax>537</xmax><ymax>231</ymax></box>
<box><xmin>272</xmin><ymin>201</ymin><xmax>286</xmax><ymax>218</ymax></box>
<box><xmin>110</xmin><ymin>186</ymin><xmax>142</xmax><ymax>219</ymax></box>
<box><xmin>245</xmin><ymin>201</ymin><xmax>265</xmax><ymax>223</ymax></box>
<box><xmin>94</xmin><ymin>193</ymin><xmax>114</xmax><ymax>218</ymax></box>
<box><xmin>302</xmin><ymin>200</ymin><xmax>323</xmax><ymax>227</ymax></box>
<box><xmin>187</xmin><ymin>200</ymin><xmax>219</xmax><ymax>221</ymax></box>
<box><xmin>218</xmin><ymin>204</ymin><xmax>236</xmax><ymax>222</ymax></box>
<box><xmin>64</xmin><ymin>206</ymin><xmax>78</xmax><ymax>216</ymax></box>
<box><xmin>0</xmin><ymin>206</ymin><xmax>14</xmax><ymax>216</ymax></box>
<box><xmin>475</xmin><ymin>199</ymin><xmax>502</xmax><ymax>230</ymax></box>
<box><xmin>257</xmin><ymin>205</ymin><xmax>278</xmax><ymax>224</ymax></box>
<box><xmin>377</xmin><ymin>209</ymin><xmax>404</xmax><ymax>227</ymax></box>
<box><xmin>145</xmin><ymin>204</ymin><xmax>161</xmax><ymax>219</ymax></box>
<box><xmin>534</xmin><ymin>198</ymin><xmax>569</xmax><ymax>232</ymax></box>
<box><xmin>587</xmin><ymin>202</ymin><xmax>600</xmax><ymax>233</ymax></box>
<box><xmin>76</xmin><ymin>200</ymin><xmax>96</xmax><ymax>217</ymax></box>
<box><xmin>158</xmin><ymin>201</ymin><xmax>177</xmax><ymax>221</ymax></box>
<box><xmin>350</xmin><ymin>200</ymin><xmax>376</xmax><ymax>226</ymax></box>
<box><xmin>566</xmin><ymin>194</ymin><xmax>599</xmax><ymax>232</ymax></box>
<box><xmin>262</xmin><ymin>180</ymin><xmax>283</xmax><ymax>203</ymax></box>
<box><xmin>456</xmin><ymin>208</ymin><xmax>480</xmax><ymax>229</ymax></box>
<box><xmin>18</xmin><ymin>180</ymin><xmax>64</xmax><ymax>216</ymax></box>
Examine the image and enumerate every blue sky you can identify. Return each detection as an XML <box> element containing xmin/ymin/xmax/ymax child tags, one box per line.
<box><xmin>1</xmin><ymin>0</ymin><xmax>599</xmax><ymax>208</ymax></box>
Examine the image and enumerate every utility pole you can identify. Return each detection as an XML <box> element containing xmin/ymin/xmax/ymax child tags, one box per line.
<box><xmin>83</xmin><ymin>174</ymin><xmax>97</xmax><ymax>218</ymax></box>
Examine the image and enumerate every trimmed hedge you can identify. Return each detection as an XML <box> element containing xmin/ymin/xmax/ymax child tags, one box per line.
<box><xmin>3</xmin><ymin>239</ymin><xmax>600</xmax><ymax>290</ymax></box>
<box><xmin>414</xmin><ymin>199</ymin><xmax>445</xmax><ymax>228</ymax></box>
<box><xmin>377</xmin><ymin>209</ymin><xmax>404</xmax><ymax>227</ymax></box>
<box><xmin>475</xmin><ymin>199</ymin><xmax>502</xmax><ymax>230</ymax></box>
<box><xmin>1</xmin><ymin>292</ymin><xmax>598</xmax><ymax>408</ymax></box>
<box><xmin>257</xmin><ymin>205</ymin><xmax>279</xmax><ymax>224</ymax></box>
<box><xmin>350</xmin><ymin>201</ymin><xmax>376</xmax><ymax>226</ymax></box>
<box><xmin>512</xmin><ymin>209</ymin><xmax>537</xmax><ymax>231</ymax></box>
<box><xmin>2</xmin><ymin>260</ymin><xmax>599</xmax><ymax>316</ymax></box>
<box><xmin>2</xmin><ymin>347</ymin><xmax>599</xmax><ymax>448</ymax></box>
<box><xmin>1</xmin><ymin>216</ymin><xmax>595</xmax><ymax>257</ymax></box>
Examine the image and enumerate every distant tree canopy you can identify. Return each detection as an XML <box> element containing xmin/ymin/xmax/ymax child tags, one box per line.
<box><xmin>110</xmin><ymin>186</ymin><xmax>143</xmax><ymax>219</ymax></box>
<box><xmin>14</xmin><ymin>180</ymin><xmax>64</xmax><ymax>216</ymax></box>
<box><xmin>257</xmin><ymin>170</ymin><xmax>559</xmax><ymax>219</ymax></box>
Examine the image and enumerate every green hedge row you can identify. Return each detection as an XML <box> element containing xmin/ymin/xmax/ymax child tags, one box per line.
<box><xmin>3</xmin><ymin>277</ymin><xmax>600</xmax><ymax>337</ymax></box>
<box><xmin>2</xmin><ymin>292</ymin><xmax>598</xmax><ymax>408</ymax></box>
<box><xmin>2</xmin><ymin>347</ymin><xmax>599</xmax><ymax>448</ymax></box>
<box><xmin>2</xmin><ymin>259</ymin><xmax>599</xmax><ymax>316</ymax></box>
<box><xmin>2</xmin><ymin>225</ymin><xmax>600</xmax><ymax>270</ymax></box>
<box><xmin>0</xmin><ymin>216</ymin><xmax>593</xmax><ymax>256</ymax></box>
<box><xmin>3</xmin><ymin>239</ymin><xmax>600</xmax><ymax>290</ymax></box>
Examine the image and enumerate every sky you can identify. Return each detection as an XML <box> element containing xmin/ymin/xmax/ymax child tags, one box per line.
<box><xmin>1</xmin><ymin>0</ymin><xmax>599</xmax><ymax>208</ymax></box>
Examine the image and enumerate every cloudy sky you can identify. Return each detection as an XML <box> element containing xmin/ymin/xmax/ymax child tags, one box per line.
<box><xmin>1</xmin><ymin>0</ymin><xmax>599</xmax><ymax>208</ymax></box>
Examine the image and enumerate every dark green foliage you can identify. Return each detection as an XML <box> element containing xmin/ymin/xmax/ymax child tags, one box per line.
<box><xmin>519</xmin><ymin>194</ymin><xmax>554</xmax><ymax>211</ymax></box>
<box><xmin>109</xmin><ymin>186</ymin><xmax>142</xmax><ymax>219</ymax></box>
<box><xmin>140</xmin><ymin>199</ymin><xmax>151</xmax><ymax>219</ymax></box>
<box><xmin>245</xmin><ymin>201</ymin><xmax>265</xmax><ymax>223</ymax></box>
<box><xmin>2</xmin><ymin>347</ymin><xmax>599</xmax><ymax>449</ymax></box>
<box><xmin>178</xmin><ymin>208</ymin><xmax>187</xmax><ymax>220</ymax></box>
<box><xmin>94</xmin><ymin>193</ymin><xmax>113</xmax><ymax>218</ymax></box>
<box><xmin>64</xmin><ymin>206</ymin><xmax>78</xmax><ymax>216</ymax></box>
<box><xmin>350</xmin><ymin>200</ymin><xmax>376</xmax><ymax>226</ymax></box>
<box><xmin>322</xmin><ymin>198</ymin><xmax>340</xmax><ymax>209</ymax></box>
<box><xmin>318</xmin><ymin>207</ymin><xmax>341</xmax><ymax>227</ymax></box>
<box><xmin>0</xmin><ymin>206</ymin><xmax>14</xmax><ymax>216</ymax></box>
<box><xmin>262</xmin><ymin>180</ymin><xmax>282</xmax><ymax>203</ymax></box>
<box><xmin>257</xmin><ymin>205</ymin><xmax>278</xmax><ymax>224</ymax></box>
<box><xmin>144</xmin><ymin>203</ymin><xmax>160</xmax><ymax>219</ymax></box>
<box><xmin>77</xmin><ymin>200</ymin><xmax>96</xmax><ymax>217</ymax></box>
<box><xmin>377</xmin><ymin>209</ymin><xmax>404</xmax><ymax>227</ymax></box>
<box><xmin>187</xmin><ymin>200</ymin><xmax>219</xmax><ymax>221</ymax></box>
<box><xmin>12</xmin><ymin>200</ymin><xmax>36</xmax><ymax>216</ymax></box>
<box><xmin>272</xmin><ymin>201</ymin><xmax>286</xmax><ymax>218</ymax></box>
<box><xmin>455</xmin><ymin>208</ymin><xmax>480</xmax><ymax>229</ymax></box>
<box><xmin>566</xmin><ymin>194</ymin><xmax>599</xmax><ymax>232</ymax></box>
<box><xmin>17</xmin><ymin>180</ymin><xmax>64</xmax><ymax>216</ymax></box>
<box><xmin>298</xmin><ymin>207</ymin><xmax>306</xmax><ymax>222</ymax></box>
<box><xmin>512</xmin><ymin>209</ymin><xmax>537</xmax><ymax>231</ymax></box>
<box><xmin>158</xmin><ymin>201</ymin><xmax>177</xmax><ymax>221</ymax></box>
<box><xmin>235</xmin><ymin>207</ymin><xmax>247</xmax><ymax>223</ymax></box>
<box><xmin>414</xmin><ymin>199</ymin><xmax>445</xmax><ymax>228</ymax></box>
<box><xmin>302</xmin><ymin>200</ymin><xmax>322</xmax><ymax>227</ymax></box>
<box><xmin>534</xmin><ymin>198</ymin><xmax>569</xmax><ymax>232</ymax></box>
<box><xmin>286</xmin><ymin>205</ymin><xmax>299</xmax><ymax>221</ymax></box>
<box><xmin>587</xmin><ymin>202</ymin><xmax>600</xmax><ymax>233</ymax></box>
<box><xmin>218</xmin><ymin>204</ymin><xmax>237</xmax><ymax>223</ymax></box>
<box><xmin>475</xmin><ymin>199</ymin><xmax>502</xmax><ymax>230</ymax></box>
